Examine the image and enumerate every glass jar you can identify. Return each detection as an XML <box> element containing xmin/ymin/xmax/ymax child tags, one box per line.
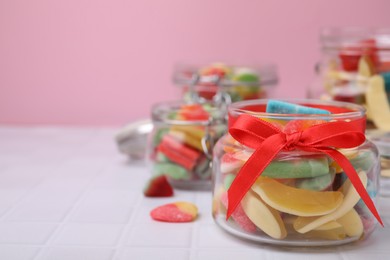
<box><xmin>173</xmin><ymin>62</ymin><xmax>278</xmax><ymax>104</ymax></box>
<box><xmin>148</xmin><ymin>100</ymin><xmax>226</xmax><ymax>190</ymax></box>
<box><xmin>366</xmin><ymin>129</ymin><xmax>390</xmax><ymax>197</ymax></box>
<box><xmin>309</xmin><ymin>27</ymin><xmax>390</xmax><ymax>129</ymax></box>
<box><xmin>212</xmin><ymin>99</ymin><xmax>381</xmax><ymax>246</ymax></box>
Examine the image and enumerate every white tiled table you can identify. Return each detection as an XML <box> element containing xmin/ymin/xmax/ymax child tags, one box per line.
<box><xmin>1</xmin><ymin>126</ymin><xmax>390</xmax><ymax>260</ymax></box>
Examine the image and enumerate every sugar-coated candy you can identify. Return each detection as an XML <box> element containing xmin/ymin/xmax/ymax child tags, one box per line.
<box><xmin>266</xmin><ymin>100</ymin><xmax>331</xmax><ymax>115</ymax></box>
<box><xmin>262</xmin><ymin>156</ymin><xmax>330</xmax><ymax>179</ymax></box>
<box><xmin>150</xmin><ymin>202</ymin><xmax>198</xmax><ymax>223</ymax></box>
<box><xmin>143</xmin><ymin>175</ymin><xmax>174</xmax><ymax>197</ymax></box>
<box><xmin>220</xmin><ymin>192</ymin><xmax>256</xmax><ymax>233</ymax></box>
<box><xmin>153</xmin><ymin>163</ymin><xmax>190</xmax><ymax>180</ymax></box>
<box><xmin>295</xmin><ymin>170</ymin><xmax>336</xmax><ymax>191</ymax></box>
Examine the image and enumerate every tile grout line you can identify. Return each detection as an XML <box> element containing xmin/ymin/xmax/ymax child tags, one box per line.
<box><xmin>110</xmin><ymin>194</ymin><xmax>144</xmax><ymax>260</ymax></box>
<box><xmin>31</xmin><ymin>163</ymin><xmax>109</xmax><ymax>260</ymax></box>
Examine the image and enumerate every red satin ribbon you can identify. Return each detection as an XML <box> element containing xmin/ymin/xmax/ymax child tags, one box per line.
<box><xmin>227</xmin><ymin>114</ymin><xmax>383</xmax><ymax>226</ymax></box>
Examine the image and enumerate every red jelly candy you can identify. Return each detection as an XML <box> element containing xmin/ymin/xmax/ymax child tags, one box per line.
<box><xmin>150</xmin><ymin>202</ymin><xmax>198</xmax><ymax>223</ymax></box>
<box><xmin>284</xmin><ymin>119</ymin><xmax>326</xmax><ymax>134</ymax></box>
<box><xmin>143</xmin><ymin>175</ymin><xmax>174</xmax><ymax>197</ymax></box>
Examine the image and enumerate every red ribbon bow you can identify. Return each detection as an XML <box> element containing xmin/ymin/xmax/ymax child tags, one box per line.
<box><xmin>227</xmin><ymin>114</ymin><xmax>383</xmax><ymax>226</ymax></box>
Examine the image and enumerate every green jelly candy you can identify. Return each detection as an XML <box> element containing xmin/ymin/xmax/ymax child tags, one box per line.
<box><xmin>295</xmin><ymin>169</ymin><xmax>335</xmax><ymax>191</ymax></box>
<box><xmin>262</xmin><ymin>156</ymin><xmax>329</xmax><ymax>178</ymax></box>
<box><xmin>156</xmin><ymin>152</ymin><xmax>171</xmax><ymax>163</ymax></box>
<box><xmin>153</xmin><ymin>163</ymin><xmax>190</xmax><ymax>180</ymax></box>
<box><xmin>350</xmin><ymin>151</ymin><xmax>376</xmax><ymax>172</ymax></box>
<box><xmin>153</xmin><ymin>128</ymin><xmax>169</xmax><ymax>146</ymax></box>
<box><xmin>224</xmin><ymin>174</ymin><xmax>236</xmax><ymax>190</ymax></box>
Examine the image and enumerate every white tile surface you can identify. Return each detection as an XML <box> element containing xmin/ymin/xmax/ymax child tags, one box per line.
<box><xmin>0</xmin><ymin>245</ymin><xmax>40</xmax><ymax>260</ymax></box>
<box><xmin>37</xmin><ymin>247</ymin><xmax>114</xmax><ymax>260</ymax></box>
<box><xmin>0</xmin><ymin>126</ymin><xmax>389</xmax><ymax>259</ymax></box>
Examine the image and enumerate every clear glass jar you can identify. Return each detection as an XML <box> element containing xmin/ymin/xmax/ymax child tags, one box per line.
<box><xmin>148</xmin><ymin>100</ymin><xmax>227</xmax><ymax>190</ymax></box>
<box><xmin>309</xmin><ymin>28</ymin><xmax>390</xmax><ymax>119</ymax></box>
<box><xmin>173</xmin><ymin>63</ymin><xmax>278</xmax><ymax>104</ymax></box>
<box><xmin>212</xmin><ymin>99</ymin><xmax>381</xmax><ymax>246</ymax></box>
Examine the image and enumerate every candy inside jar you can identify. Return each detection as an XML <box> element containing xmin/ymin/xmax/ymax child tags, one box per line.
<box><xmin>148</xmin><ymin>101</ymin><xmax>226</xmax><ymax>190</ymax></box>
<box><xmin>173</xmin><ymin>62</ymin><xmax>278</xmax><ymax>104</ymax></box>
<box><xmin>212</xmin><ymin>99</ymin><xmax>382</xmax><ymax>246</ymax></box>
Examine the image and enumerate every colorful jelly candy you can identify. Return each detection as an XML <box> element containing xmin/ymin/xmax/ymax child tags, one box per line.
<box><xmin>251</xmin><ymin>177</ymin><xmax>344</xmax><ymax>217</ymax></box>
<box><xmin>150</xmin><ymin>202</ymin><xmax>198</xmax><ymax>223</ymax></box>
<box><xmin>143</xmin><ymin>175</ymin><xmax>174</xmax><ymax>197</ymax></box>
<box><xmin>220</xmin><ymin>192</ymin><xmax>257</xmax><ymax>233</ymax></box>
<box><xmin>241</xmin><ymin>190</ymin><xmax>287</xmax><ymax>239</ymax></box>
<box><xmin>266</xmin><ymin>100</ymin><xmax>331</xmax><ymax>115</ymax></box>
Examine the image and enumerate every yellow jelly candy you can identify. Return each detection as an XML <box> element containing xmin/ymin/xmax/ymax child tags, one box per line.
<box><xmin>293</xmin><ymin>170</ymin><xmax>367</xmax><ymax>234</ymax></box>
<box><xmin>337</xmin><ymin>209</ymin><xmax>364</xmax><ymax>237</ymax></box>
<box><xmin>241</xmin><ymin>190</ymin><xmax>287</xmax><ymax>239</ymax></box>
<box><xmin>251</xmin><ymin>177</ymin><xmax>344</xmax><ymax>217</ymax></box>
<box><xmin>365</xmin><ymin>75</ymin><xmax>390</xmax><ymax>130</ymax></box>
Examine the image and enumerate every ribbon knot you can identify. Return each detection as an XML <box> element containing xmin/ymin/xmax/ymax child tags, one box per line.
<box><xmin>226</xmin><ymin>114</ymin><xmax>383</xmax><ymax>226</ymax></box>
<box><xmin>284</xmin><ymin>131</ymin><xmax>302</xmax><ymax>150</ymax></box>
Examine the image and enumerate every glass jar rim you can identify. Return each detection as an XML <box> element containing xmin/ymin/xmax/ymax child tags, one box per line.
<box><xmin>172</xmin><ymin>63</ymin><xmax>278</xmax><ymax>88</ymax></box>
<box><xmin>151</xmin><ymin>100</ymin><xmax>226</xmax><ymax>126</ymax></box>
<box><xmin>228</xmin><ymin>98</ymin><xmax>366</xmax><ymax>120</ymax></box>
<box><xmin>320</xmin><ymin>27</ymin><xmax>390</xmax><ymax>51</ymax></box>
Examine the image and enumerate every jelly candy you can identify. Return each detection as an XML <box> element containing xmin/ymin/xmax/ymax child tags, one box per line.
<box><xmin>262</xmin><ymin>156</ymin><xmax>330</xmax><ymax>179</ymax></box>
<box><xmin>143</xmin><ymin>175</ymin><xmax>174</xmax><ymax>197</ymax></box>
<box><xmin>266</xmin><ymin>100</ymin><xmax>330</xmax><ymax>115</ymax></box>
<box><xmin>220</xmin><ymin>192</ymin><xmax>256</xmax><ymax>233</ymax></box>
<box><xmin>365</xmin><ymin>75</ymin><xmax>390</xmax><ymax>130</ymax></box>
<box><xmin>153</xmin><ymin>163</ymin><xmax>190</xmax><ymax>180</ymax></box>
<box><xmin>293</xmin><ymin>170</ymin><xmax>367</xmax><ymax>233</ymax></box>
<box><xmin>241</xmin><ymin>190</ymin><xmax>287</xmax><ymax>239</ymax></box>
<box><xmin>252</xmin><ymin>177</ymin><xmax>344</xmax><ymax>217</ymax></box>
<box><xmin>150</xmin><ymin>202</ymin><xmax>198</xmax><ymax>222</ymax></box>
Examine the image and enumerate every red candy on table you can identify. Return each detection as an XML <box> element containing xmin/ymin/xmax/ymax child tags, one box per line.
<box><xmin>143</xmin><ymin>175</ymin><xmax>174</xmax><ymax>197</ymax></box>
<box><xmin>150</xmin><ymin>202</ymin><xmax>198</xmax><ymax>223</ymax></box>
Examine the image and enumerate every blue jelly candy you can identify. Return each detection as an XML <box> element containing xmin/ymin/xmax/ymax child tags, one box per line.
<box><xmin>266</xmin><ymin>100</ymin><xmax>331</xmax><ymax>115</ymax></box>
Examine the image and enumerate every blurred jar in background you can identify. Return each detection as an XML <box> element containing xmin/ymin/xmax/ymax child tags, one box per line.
<box><xmin>173</xmin><ymin>62</ymin><xmax>278</xmax><ymax>105</ymax></box>
<box><xmin>308</xmin><ymin>27</ymin><xmax>390</xmax><ymax>124</ymax></box>
<box><xmin>147</xmin><ymin>100</ymin><xmax>226</xmax><ymax>190</ymax></box>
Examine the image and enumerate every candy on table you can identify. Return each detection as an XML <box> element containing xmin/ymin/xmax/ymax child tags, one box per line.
<box><xmin>150</xmin><ymin>201</ymin><xmax>198</xmax><ymax>223</ymax></box>
<box><xmin>143</xmin><ymin>175</ymin><xmax>174</xmax><ymax>197</ymax></box>
<box><xmin>266</xmin><ymin>99</ymin><xmax>331</xmax><ymax>115</ymax></box>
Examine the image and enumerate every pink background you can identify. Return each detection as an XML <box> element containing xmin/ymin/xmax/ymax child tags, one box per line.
<box><xmin>1</xmin><ymin>0</ymin><xmax>389</xmax><ymax>126</ymax></box>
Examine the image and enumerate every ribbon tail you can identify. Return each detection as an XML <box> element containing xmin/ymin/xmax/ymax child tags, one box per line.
<box><xmin>226</xmin><ymin>134</ymin><xmax>285</xmax><ymax>220</ymax></box>
<box><xmin>324</xmin><ymin>149</ymin><xmax>383</xmax><ymax>226</ymax></box>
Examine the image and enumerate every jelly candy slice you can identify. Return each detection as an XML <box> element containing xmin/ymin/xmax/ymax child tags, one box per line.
<box><xmin>262</xmin><ymin>156</ymin><xmax>330</xmax><ymax>179</ymax></box>
<box><xmin>295</xmin><ymin>171</ymin><xmax>336</xmax><ymax>191</ymax></box>
<box><xmin>365</xmin><ymin>75</ymin><xmax>390</xmax><ymax>130</ymax></box>
<box><xmin>266</xmin><ymin>100</ymin><xmax>330</xmax><ymax>115</ymax></box>
<box><xmin>150</xmin><ymin>202</ymin><xmax>198</xmax><ymax>222</ymax></box>
<box><xmin>336</xmin><ymin>208</ymin><xmax>364</xmax><ymax>237</ymax></box>
<box><xmin>220</xmin><ymin>152</ymin><xmax>244</xmax><ymax>174</ymax></box>
<box><xmin>251</xmin><ymin>177</ymin><xmax>344</xmax><ymax>217</ymax></box>
<box><xmin>158</xmin><ymin>134</ymin><xmax>201</xmax><ymax>170</ymax></box>
<box><xmin>153</xmin><ymin>163</ymin><xmax>190</xmax><ymax>180</ymax></box>
<box><xmin>293</xmin><ymin>170</ymin><xmax>367</xmax><ymax>233</ymax></box>
<box><xmin>143</xmin><ymin>175</ymin><xmax>174</xmax><ymax>197</ymax></box>
<box><xmin>220</xmin><ymin>192</ymin><xmax>256</xmax><ymax>233</ymax></box>
<box><xmin>241</xmin><ymin>190</ymin><xmax>287</xmax><ymax>239</ymax></box>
